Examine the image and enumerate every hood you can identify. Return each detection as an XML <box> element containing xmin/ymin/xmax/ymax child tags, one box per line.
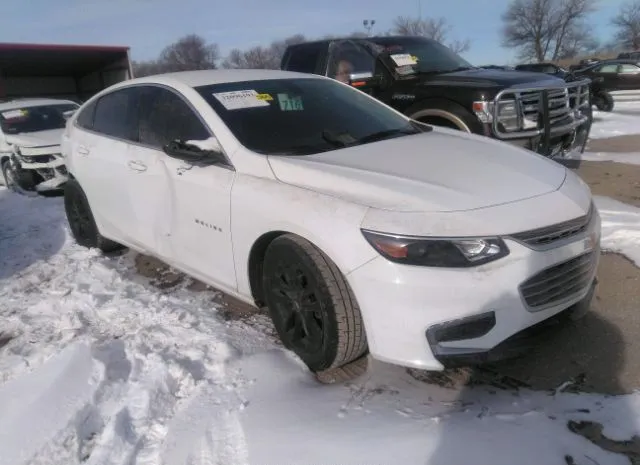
<box><xmin>267</xmin><ymin>128</ymin><xmax>567</xmax><ymax>213</ymax></box>
<box><xmin>4</xmin><ymin>128</ymin><xmax>64</xmax><ymax>149</ymax></box>
<box><xmin>420</xmin><ymin>67</ymin><xmax>567</xmax><ymax>89</ymax></box>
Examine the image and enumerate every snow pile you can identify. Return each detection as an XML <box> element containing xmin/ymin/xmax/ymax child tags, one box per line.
<box><xmin>578</xmin><ymin>151</ymin><xmax>640</xmax><ymax>165</ymax></box>
<box><xmin>1</xmin><ymin>188</ymin><xmax>640</xmax><ymax>465</ymax></box>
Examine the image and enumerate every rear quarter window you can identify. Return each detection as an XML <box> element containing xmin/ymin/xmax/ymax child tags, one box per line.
<box><xmin>76</xmin><ymin>100</ymin><xmax>97</xmax><ymax>130</ymax></box>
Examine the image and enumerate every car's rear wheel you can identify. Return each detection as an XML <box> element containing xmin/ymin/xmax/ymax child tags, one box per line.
<box><xmin>594</xmin><ymin>92</ymin><xmax>614</xmax><ymax>112</ymax></box>
<box><xmin>262</xmin><ymin>234</ymin><xmax>367</xmax><ymax>373</ymax></box>
<box><xmin>64</xmin><ymin>178</ymin><xmax>124</xmax><ymax>253</ymax></box>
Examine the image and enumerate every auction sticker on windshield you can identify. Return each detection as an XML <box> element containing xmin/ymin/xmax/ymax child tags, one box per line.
<box><xmin>390</xmin><ymin>54</ymin><xmax>418</xmax><ymax>67</ymax></box>
<box><xmin>277</xmin><ymin>94</ymin><xmax>304</xmax><ymax>111</ymax></box>
<box><xmin>1</xmin><ymin>109</ymin><xmax>27</xmax><ymax>119</ymax></box>
<box><xmin>213</xmin><ymin>90</ymin><xmax>271</xmax><ymax>110</ymax></box>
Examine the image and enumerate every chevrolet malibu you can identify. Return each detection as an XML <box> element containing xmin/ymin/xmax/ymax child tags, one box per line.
<box><xmin>61</xmin><ymin>69</ymin><xmax>601</xmax><ymax>378</ymax></box>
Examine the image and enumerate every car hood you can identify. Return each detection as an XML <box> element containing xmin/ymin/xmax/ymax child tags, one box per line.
<box><xmin>420</xmin><ymin>67</ymin><xmax>567</xmax><ymax>89</ymax></box>
<box><xmin>4</xmin><ymin>129</ymin><xmax>64</xmax><ymax>148</ymax></box>
<box><xmin>267</xmin><ymin>128</ymin><xmax>567</xmax><ymax>213</ymax></box>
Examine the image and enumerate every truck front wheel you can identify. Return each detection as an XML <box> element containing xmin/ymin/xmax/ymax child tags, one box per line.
<box><xmin>407</xmin><ymin>100</ymin><xmax>479</xmax><ymax>134</ymax></box>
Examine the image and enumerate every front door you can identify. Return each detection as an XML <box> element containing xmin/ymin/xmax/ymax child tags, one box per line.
<box><xmin>616</xmin><ymin>63</ymin><xmax>640</xmax><ymax>90</ymax></box>
<box><xmin>132</xmin><ymin>85</ymin><xmax>237</xmax><ymax>290</ymax></box>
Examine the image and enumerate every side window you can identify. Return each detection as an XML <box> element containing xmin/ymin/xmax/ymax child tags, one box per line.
<box><xmin>327</xmin><ymin>41</ymin><xmax>376</xmax><ymax>83</ymax></box>
<box><xmin>285</xmin><ymin>46</ymin><xmax>321</xmax><ymax>74</ymax></box>
<box><xmin>619</xmin><ymin>64</ymin><xmax>640</xmax><ymax>74</ymax></box>
<box><xmin>93</xmin><ymin>88</ymin><xmax>137</xmax><ymax>140</ymax></box>
<box><xmin>138</xmin><ymin>86</ymin><xmax>210</xmax><ymax>149</ymax></box>
<box><xmin>76</xmin><ymin>99</ymin><xmax>97</xmax><ymax>130</ymax></box>
<box><xmin>595</xmin><ymin>64</ymin><xmax>618</xmax><ymax>73</ymax></box>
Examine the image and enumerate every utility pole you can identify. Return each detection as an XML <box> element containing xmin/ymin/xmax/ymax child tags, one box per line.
<box><xmin>363</xmin><ymin>19</ymin><xmax>376</xmax><ymax>36</ymax></box>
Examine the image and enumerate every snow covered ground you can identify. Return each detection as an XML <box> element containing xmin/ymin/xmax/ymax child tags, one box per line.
<box><xmin>1</xmin><ymin>182</ymin><xmax>640</xmax><ymax>464</ymax></box>
<box><xmin>590</xmin><ymin>101</ymin><xmax>640</xmax><ymax>139</ymax></box>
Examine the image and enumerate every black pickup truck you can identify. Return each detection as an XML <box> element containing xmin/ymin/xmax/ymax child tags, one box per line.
<box><xmin>281</xmin><ymin>36</ymin><xmax>593</xmax><ymax>159</ymax></box>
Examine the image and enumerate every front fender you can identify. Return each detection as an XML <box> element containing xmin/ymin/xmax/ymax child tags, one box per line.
<box><xmin>230</xmin><ymin>174</ymin><xmax>376</xmax><ymax>299</ymax></box>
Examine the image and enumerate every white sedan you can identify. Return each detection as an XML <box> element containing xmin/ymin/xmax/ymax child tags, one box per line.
<box><xmin>61</xmin><ymin>69</ymin><xmax>601</xmax><ymax>377</ymax></box>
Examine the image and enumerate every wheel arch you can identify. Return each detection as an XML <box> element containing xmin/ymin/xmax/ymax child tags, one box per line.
<box><xmin>247</xmin><ymin>230</ymin><xmax>288</xmax><ymax>307</ymax></box>
<box><xmin>405</xmin><ymin>97</ymin><xmax>480</xmax><ymax>133</ymax></box>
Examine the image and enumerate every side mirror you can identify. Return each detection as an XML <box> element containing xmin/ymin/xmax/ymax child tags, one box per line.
<box><xmin>348</xmin><ymin>72</ymin><xmax>381</xmax><ymax>89</ymax></box>
<box><xmin>162</xmin><ymin>137</ymin><xmax>226</xmax><ymax>165</ymax></box>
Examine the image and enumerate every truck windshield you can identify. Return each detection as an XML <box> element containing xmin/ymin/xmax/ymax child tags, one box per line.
<box><xmin>195</xmin><ymin>78</ymin><xmax>426</xmax><ymax>156</ymax></box>
<box><xmin>369</xmin><ymin>36</ymin><xmax>473</xmax><ymax>74</ymax></box>
<box><xmin>0</xmin><ymin>103</ymin><xmax>79</xmax><ymax>134</ymax></box>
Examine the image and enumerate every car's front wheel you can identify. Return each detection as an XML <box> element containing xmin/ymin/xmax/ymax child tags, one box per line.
<box><xmin>64</xmin><ymin>178</ymin><xmax>124</xmax><ymax>253</ymax></box>
<box><xmin>262</xmin><ymin>234</ymin><xmax>368</xmax><ymax>373</ymax></box>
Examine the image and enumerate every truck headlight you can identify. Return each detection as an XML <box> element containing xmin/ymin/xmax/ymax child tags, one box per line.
<box><xmin>473</xmin><ymin>100</ymin><xmax>519</xmax><ymax>132</ymax></box>
<box><xmin>361</xmin><ymin>229</ymin><xmax>510</xmax><ymax>267</ymax></box>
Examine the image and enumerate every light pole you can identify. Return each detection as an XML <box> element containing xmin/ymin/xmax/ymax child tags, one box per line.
<box><xmin>363</xmin><ymin>19</ymin><xmax>376</xmax><ymax>36</ymax></box>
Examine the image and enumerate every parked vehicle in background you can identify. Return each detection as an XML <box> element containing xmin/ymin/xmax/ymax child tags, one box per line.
<box><xmin>62</xmin><ymin>69</ymin><xmax>600</xmax><ymax>379</ymax></box>
<box><xmin>0</xmin><ymin>98</ymin><xmax>79</xmax><ymax>192</ymax></box>
<box><xmin>617</xmin><ymin>51</ymin><xmax>640</xmax><ymax>61</ymax></box>
<box><xmin>572</xmin><ymin>59</ymin><xmax>640</xmax><ymax>92</ymax></box>
<box><xmin>281</xmin><ymin>36</ymin><xmax>592</xmax><ymax>160</ymax></box>
<box><xmin>514</xmin><ymin>62</ymin><xmax>569</xmax><ymax>79</ymax></box>
<box><xmin>568</xmin><ymin>58</ymin><xmax>600</xmax><ymax>72</ymax></box>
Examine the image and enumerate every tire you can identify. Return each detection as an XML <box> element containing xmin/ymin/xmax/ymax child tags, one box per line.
<box><xmin>64</xmin><ymin>178</ymin><xmax>124</xmax><ymax>253</ymax></box>
<box><xmin>2</xmin><ymin>159</ymin><xmax>37</xmax><ymax>194</ymax></box>
<box><xmin>594</xmin><ymin>92</ymin><xmax>614</xmax><ymax>112</ymax></box>
<box><xmin>406</xmin><ymin>99</ymin><xmax>481</xmax><ymax>133</ymax></box>
<box><xmin>262</xmin><ymin>234</ymin><xmax>367</xmax><ymax>372</ymax></box>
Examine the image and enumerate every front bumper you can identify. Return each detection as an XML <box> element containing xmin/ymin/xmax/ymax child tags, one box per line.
<box><xmin>13</xmin><ymin>152</ymin><xmax>69</xmax><ymax>191</ymax></box>
<box><xmin>346</xmin><ymin>209</ymin><xmax>601</xmax><ymax>371</ymax></box>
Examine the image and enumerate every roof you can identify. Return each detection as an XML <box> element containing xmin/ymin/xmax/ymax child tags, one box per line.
<box><xmin>123</xmin><ymin>68</ymin><xmax>321</xmax><ymax>88</ymax></box>
<box><xmin>0</xmin><ymin>42</ymin><xmax>130</xmax><ymax>77</ymax></box>
<box><xmin>0</xmin><ymin>98</ymin><xmax>78</xmax><ymax>111</ymax></box>
<box><xmin>286</xmin><ymin>35</ymin><xmax>434</xmax><ymax>48</ymax></box>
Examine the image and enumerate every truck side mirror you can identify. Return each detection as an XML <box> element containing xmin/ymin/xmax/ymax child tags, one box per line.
<box><xmin>348</xmin><ymin>72</ymin><xmax>381</xmax><ymax>89</ymax></box>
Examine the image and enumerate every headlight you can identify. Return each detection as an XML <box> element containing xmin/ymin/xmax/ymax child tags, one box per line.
<box><xmin>361</xmin><ymin>229</ymin><xmax>510</xmax><ymax>267</ymax></box>
<box><xmin>473</xmin><ymin>99</ymin><xmax>519</xmax><ymax>132</ymax></box>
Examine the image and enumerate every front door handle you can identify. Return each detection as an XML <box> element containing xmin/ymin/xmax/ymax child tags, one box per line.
<box><xmin>77</xmin><ymin>145</ymin><xmax>90</xmax><ymax>156</ymax></box>
<box><xmin>127</xmin><ymin>160</ymin><xmax>147</xmax><ymax>172</ymax></box>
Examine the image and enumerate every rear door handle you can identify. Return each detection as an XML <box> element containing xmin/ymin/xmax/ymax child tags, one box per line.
<box><xmin>77</xmin><ymin>145</ymin><xmax>90</xmax><ymax>156</ymax></box>
<box><xmin>127</xmin><ymin>160</ymin><xmax>147</xmax><ymax>172</ymax></box>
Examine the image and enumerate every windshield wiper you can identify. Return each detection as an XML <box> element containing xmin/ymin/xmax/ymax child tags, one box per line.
<box><xmin>356</xmin><ymin>127</ymin><xmax>421</xmax><ymax>144</ymax></box>
<box><xmin>322</xmin><ymin>130</ymin><xmax>357</xmax><ymax>148</ymax></box>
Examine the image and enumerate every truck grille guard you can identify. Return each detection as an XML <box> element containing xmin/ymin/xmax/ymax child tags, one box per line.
<box><xmin>491</xmin><ymin>78</ymin><xmax>592</xmax><ymax>157</ymax></box>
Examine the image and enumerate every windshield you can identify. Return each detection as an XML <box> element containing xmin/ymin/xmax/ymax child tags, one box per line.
<box><xmin>368</xmin><ymin>36</ymin><xmax>473</xmax><ymax>74</ymax></box>
<box><xmin>195</xmin><ymin>78</ymin><xmax>427</xmax><ymax>156</ymax></box>
<box><xmin>0</xmin><ymin>103</ymin><xmax>79</xmax><ymax>134</ymax></box>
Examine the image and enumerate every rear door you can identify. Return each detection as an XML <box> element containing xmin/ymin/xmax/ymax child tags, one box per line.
<box><xmin>69</xmin><ymin>87</ymin><xmax>139</xmax><ymax>243</ymax></box>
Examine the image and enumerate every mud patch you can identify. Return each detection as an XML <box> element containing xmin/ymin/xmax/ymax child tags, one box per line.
<box><xmin>567</xmin><ymin>420</ymin><xmax>640</xmax><ymax>464</ymax></box>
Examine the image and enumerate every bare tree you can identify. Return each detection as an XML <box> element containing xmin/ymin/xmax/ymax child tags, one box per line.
<box><xmin>391</xmin><ymin>16</ymin><xmax>471</xmax><ymax>54</ymax></box>
<box><xmin>158</xmin><ymin>34</ymin><xmax>220</xmax><ymax>71</ymax></box>
<box><xmin>222</xmin><ymin>34</ymin><xmax>307</xmax><ymax>69</ymax></box>
<box><xmin>501</xmin><ymin>0</ymin><xmax>596</xmax><ymax>62</ymax></box>
<box><xmin>612</xmin><ymin>0</ymin><xmax>640</xmax><ymax>51</ymax></box>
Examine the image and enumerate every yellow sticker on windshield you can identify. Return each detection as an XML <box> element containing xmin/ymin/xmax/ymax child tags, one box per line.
<box><xmin>256</xmin><ymin>93</ymin><xmax>273</xmax><ymax>101</ymax></box>
<box><xmin>410</xmin><ymin>55</ymin><xmax>419</xmax><ymax>63</ymax></box>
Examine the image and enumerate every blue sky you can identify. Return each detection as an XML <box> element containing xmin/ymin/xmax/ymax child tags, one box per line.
<box><xmin>0</xmin><ymin>0</ymin><xmax>629</xmax><ymax>65</ymax></box>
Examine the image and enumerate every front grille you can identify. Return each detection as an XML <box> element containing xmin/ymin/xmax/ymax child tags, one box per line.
<box><xmin>511</xmin><ymin>204</ymin><xmax>593</xmax><ymax>248</ymax></box>
<box><xmin>520</xmin><ymin>88</ymin><xmax>573</xmax><ymax>127</ymax></box>
<box><xmin>22</xmin><ymin>155</ymin><xmax>55</xmax><ymax>164</ymax></box>
<box><xmin>520</xmin><ymin>251</ymin><xmax>596</xmax><ymax>309</ymax></box>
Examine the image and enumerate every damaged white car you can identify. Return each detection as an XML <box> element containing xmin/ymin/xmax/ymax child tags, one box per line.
<box><xmin>0</xmin><ymin>98</ymin><xmax>79</xmax><ymax>193</ymax></box>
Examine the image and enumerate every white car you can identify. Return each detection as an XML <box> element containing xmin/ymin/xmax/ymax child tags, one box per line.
<box><xmin>0</xmin><ymin>98</ymin><xmax>79</xmax><ymax>192</ymax></box>
<box><xmin>61</xmin><ymin>69</ymin><xmax>601</xmax><ymax>376</ymax></box>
